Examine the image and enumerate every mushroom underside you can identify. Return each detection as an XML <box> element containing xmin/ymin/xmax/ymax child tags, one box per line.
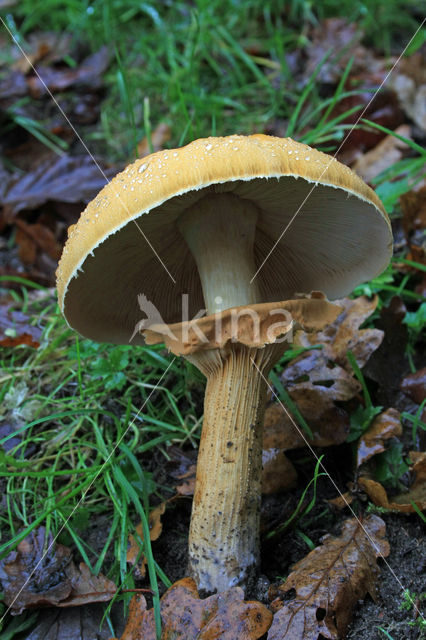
<box><xmin>62</xmin><ymin>179</ymin><xmax>390</xmax><ymax>345</ymax></box>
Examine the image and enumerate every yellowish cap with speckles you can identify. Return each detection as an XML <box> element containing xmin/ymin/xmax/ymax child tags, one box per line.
<box><xmin>56</xmin><ymin>134</ymin><xmax>392</xmax><ymax>344</ymax></box>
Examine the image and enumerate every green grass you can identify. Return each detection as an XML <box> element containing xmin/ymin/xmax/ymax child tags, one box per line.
<box><xmin>0</xmin><ymin>1</ymin><xmax>425</xmax><ymax>637</ymax></box>
<box><xmin>0</xmin><ymin>281</ymin><xmax>201</xmax><ymax>635</ymax></box>
<box><xmin>2</xmin><ymin>0</ymin><xmax>422</xmax><ymax>161</ymax></box>
<box><xmin>265</xmin><ymin>456</ymin><xmax>326</xmax><ymax>541</ymax></box>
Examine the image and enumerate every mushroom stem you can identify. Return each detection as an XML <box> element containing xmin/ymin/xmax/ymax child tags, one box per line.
<box><xmin>186</xmin><ymin>341</ymin><xmax>286</xmax><ymax>592</ymax></box>
<box><xmin>178</xmin><ymin>192</ymin><xmax>286</xmax><ymax>591</ymax></box>
<box><xmin>178</xmin><ymin>193</ymin><xmax>261</xmax><ymax>313</ymax></box>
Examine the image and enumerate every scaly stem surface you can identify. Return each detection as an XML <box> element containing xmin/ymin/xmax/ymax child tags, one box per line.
<box><xmin>186</xmin><ymin>341</ymin><xmax>285</xmax><ymax>592</ymax></box>
<box><xmin>178</xmin><ymin>192</ymin><xmax>286</xmax><ymax>591</ymax></box>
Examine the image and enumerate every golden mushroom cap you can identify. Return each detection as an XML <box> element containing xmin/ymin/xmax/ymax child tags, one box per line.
<box><xmin>56</xmin><ymin>134</ymin><xmax>392</xmax><ymax>344</ymax></box>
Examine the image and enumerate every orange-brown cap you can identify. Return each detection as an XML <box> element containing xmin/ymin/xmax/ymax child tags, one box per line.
<box><xmin>56</xmin><ymin>134</ymin><xmax>392</xmax><ymax>344</ymax></box>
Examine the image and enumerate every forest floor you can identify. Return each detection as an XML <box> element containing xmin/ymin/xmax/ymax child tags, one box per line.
<box><xmin>0</xmin><ymin>2</ymin><xmax>425</xmax><ymax>639</ymax></box>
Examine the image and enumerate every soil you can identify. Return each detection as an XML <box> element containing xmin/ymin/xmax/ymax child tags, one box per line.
<box><xmin>347</xmin><ymin>516</ymin><xmax>426</xmax><ymax>640</ymax></box>
<box><xmin>145</xmin><ymin>442</ymin><xmax>426</xmax><ymax>640</ymax></box>
<box><xmin>15</xmin><ymin>488</ymin><xmax>426</xmax><ymax>640</ymax></box>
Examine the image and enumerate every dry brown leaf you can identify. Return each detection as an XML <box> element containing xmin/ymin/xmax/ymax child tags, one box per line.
<box><xmin>24</xmin><ymin>603</ymin><xmax>122</xmax><ymax>640</ymax></box>
<box><xmin>295</xmin><ymin>295</ymin><xmax>383</xmax><ymax>370</ymax></box>
<box><xmin>388</xmin><ymin>51</ymin><xmax>426</xmax><ymax>131</ymax></box>
<box><xmin>261</xmin><ymin>297</ymin><xmax>384</xmax><ymax>494</ymax></box>
<box><xmin>401</xmin><ymin>368</ymin><xmax>426</xmax><ymax>405</ymax></box>
<box><xmin>115</xmin><ymin>577</ymin><xmax>272</xmax><ymax>640</ymax></box>
<box><xmin>261</xmin><ymin>384</ymin><xmax>352</xmax><ymax>495</ymax></box>
<box><xmin>262</xmin><ymin>448</ymin><xmax>298</xmax><ymax>494</ymax></box>
<box><xmin>359</xmin><ymin>452</ymin><xmax>426</xmax><ymax>513</ymax></box>
<box><xmin>0</xmin><ymin>527</ymin><xmax>116</xmax><ymax>614</ymax></box>
<box><xmin>357</xmin><ymin>408</ymin><xmax>402</xmax><ymax>468</ymax></box>
<box><xmin>27</xmin><ymin>47</ymin><xmax>109</xmax><ymax>97</ymax></box>
<box><xmin>0</xmin><ymin>297</ymin><xmax>42</xmax><ymax>348</ymax></box>
<box><xmin>362</xmin><ymin>297</ymin><xmax>409</xmax><ymax>406</ymax></box>
<box><xmin>261</xmin><ymin>353</ymin><xmax>358</xmax><ymax>493</ymax></box>
<box><xmin>276</xmin><ymin>349</ymin><xmax>360</xmax><ymax>443</ymax></box>
<box><xmin>166</xmin><ymin>447</ymin><xmax>198</xmax><ymax>496</ymax></box>
<box><xmin>1</xmin><ymin>155</ymin><xmax>118</xmax><ymax>219</ymax></box>
<box><xmin>306</xmin><ymin>18</ymin><xmax>365</xmax><ymax>84</ymax></box>
<box><xmin>400</xmin><ymin>186</ymin><xmax>426</xmax><ymax>238</ymax></box>
<box><xmin>58</xmin><ymin>562</ymin><xmax>117</xmax><ymax>608</ymax></box>
<box><xmin>7</xmin><ymin>32</ymin><xmax>73</xmax><ymax>73</ymax></box>
<box><xmin>352</xmin><ymin>125</ymin><xmax>411</xmax><ymax>183</ymax></box>
<box><xmin>13</xmin><ymin>42</ymin><xmax>51</xmax><ymax>74</ymax></box>
<box><xmin>127</xmin><ymin>503</ymin><xmax>166</xmax><ymax>578</ymax></box>
<box><xmin>284</xmin><ymin>353</ymin><xmax>361</xmax><ymax>405</ymax></box>
<box><xmin>15</xmin><ymin>219</ymin><xmax>62</xmax><ymax>265</ymax></box>
<box><xmin>175</xmin><ymin>463</ymin><xmax>197</xmax><ymax>496</ymax></box>
<box><xmin>138</xmin><ymin>123</ymin><xmax>171</xmax><ymax>157</ymax></box>
<box><xmin>328</xmin><ymin>491</ymin><xmax>354</xmax><ymax>510</ymax></box>
<box><xmin>268</xmin><ymin>515</ymin><xmax>389</xmax><ymax>640</ymax></box>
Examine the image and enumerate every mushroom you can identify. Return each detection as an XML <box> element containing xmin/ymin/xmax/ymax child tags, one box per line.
<box><xmin>56</xmin><ymin>134</ymin><xmax>392</xmax><ymax>593</ymax></box>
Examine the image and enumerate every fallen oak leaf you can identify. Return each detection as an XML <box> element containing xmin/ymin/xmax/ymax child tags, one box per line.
<box><xmin>264</xmin><ymin>295</ymin><xmax>384</xmax><ymax>493</ymax></box>
<box><xmin>305</xmin><ymin>18</ymin><xmax>365</xmax><ymax>85</ymax></box>
<box><xmin>57</xmin><ymin>562</ymin><xmax>117</xmax><ymax>608</ymax></box>
<box><xmin>23</xmin><ymin>603</ymin><xmax>123</xmax><ymax>640</ymax></box>
<box><xmin>0</xmin><ymin>527</ymin><xmax>116</xmax><ymax>614</ymax></box>
<box><xmin>8</xmin><ymin>32</ymin><xmax>73</xmax><ymax>73</ymax></box>
<box><xmin>400</xmin><ymin>186</ymin><xmax>426</xmax><ymax>238</ymax></box>
<box><xmin>175</xmin><ymin>463</ymin><xmax>197</xmax><ymax>496</ymax></box>
<box><xmin>166</xmin><ymin>447</ymin><xmax>198</xmax><ymax>497</ymax></box>
<box><xmin>357</xmin><ymin>408</ymin><xmax>402</xmax><ymax>468</ymax></box>
<box><xmin>359</xmin><ymin>452</ymin><xmax>426</xmax><ymax>513</ymax></box>
<box><xmin>115</xmin><ymin>577</ymin><xmax>272</xmax><ymax>640</ymax></box>
<box><xmin>351</xmin><ymin>125</ymin><xmax>412</xmax><ymax>183</ymax></box>
<box><xmin>137</xmin><ymin>123</ymin><xmax>171</xmax><ymax>158</ymax></box>
<box><xmin>261</xmin><ymin>348</ymin><xmax>359</xmax><ymax>493</ymax></box>
<box><xmin>261</xmin><ymin>382</ymin><xmax>352</xmax><ymax>496</ymax></box>
<box><xmin>27</xmin><ymin>47</ymin><xmax>110</xmax><ymax>96</ymax></box>
<box><xmin>295</xmin><ymin>295</ymin><xmax>384</xmax><ymax>370</ymax></box>
<box><xmin>2</xmin><ymin>558</ymin><xmax>116</xmax><ymax>614</ymax></box>
<box><xmin>262</xmin><ymin>447</ymin><xmax>298</xmax><ymax>495</ymax></box>
<box><xmin>327</xmin><ymin>491</ymin><xmax>354</xmax><ymax>510</ymax></box>
<box><xmin>388</xmin><ymin>50</ymin><xmax>426</xmax><ymax>132</ymax></box>
<box><xmin>127</xmin><ymin>503</ymin><xmax>166</xmax><ymax>578</ymax></box>
<box><xmin>0</xmin><ymin>530</ymin><xmax>72</xmax><ymax>613</ymax></box>
<box><xmin>268</xmin><ymin>515</ymin><xmax>389</xmax><ymax>640</ymax></box>
<box><xmin>114</xmin><ymin>593</ymin><xmax>147</xmax><ymax>640</ymax></box>
<box><xmin>15</xmin><ymin>218</ymin><xmax>62</xmax><ymax>265</ymax></box>
<box><xmin>13</xmin><ymin>41</ymin><xmax>51</xmax><ymax>74</ymax></box>
<box><xmin>363</xmin><ymin>297</ymin><xmax>409</xmax><ymax>407</ymax></box>
<box><xmin>1</xmin><ymin>154</ymin><xmax>119</xmax><ymax>219</ymax></box>
<box><xmin>401</xmin><ymin>368</ymin><xmax>426</xmax><ymax>405</ymax></box>
<box><xmin>0</xmin><ymin>296</ymin><xmax>42</xmax><ymax>348</ymax></box>
<box><xmin>283</xmin><ymin>351</ymin><xmax>361</xmax><ymax>406</ymax></box>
